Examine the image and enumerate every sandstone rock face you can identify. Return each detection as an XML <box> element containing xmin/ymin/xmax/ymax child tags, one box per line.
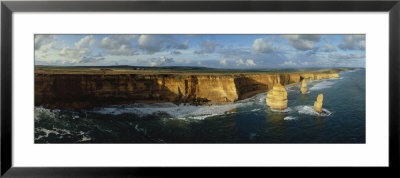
<box><xmin>300</xmin><ymin>79</ymin><xmax>308</xmax><ymax>94</ymax></box>
<box><xmin>266</xmin><ymin>84</ymin><xmax>288</xmax><ymax>110</ymax></box>
<box><xmin>35</xmin><ymin>69</ymin><xmax>341</xmax><ymax>109</ymax></box>
<box><xmin>313</xmin><ymin>94</ymin><xmax>324</xmax><ymax>113</ymax></box>
<box><xmin>315</xmin><ymin>73</ymin><xmax>339</xmax><ymax>80</ymax></box>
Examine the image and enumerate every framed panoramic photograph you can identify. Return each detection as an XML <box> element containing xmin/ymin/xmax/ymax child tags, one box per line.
<box><xmin>1</xmin><ymin>0</ymin><xmax>399</xmax><ymax>177</ymax></box>
<box><xmin>32</xmin><ymin>34</ymin><xmax>366</xmax><ymax>144</ymax></box>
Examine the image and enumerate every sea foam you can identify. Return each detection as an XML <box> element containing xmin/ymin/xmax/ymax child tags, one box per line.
<box><xmin>309</xmin><ymin>81</ymin><xmax>336</xmax><ymax>91</ymax></box>
<box><xmin>270</xmin><ymin>107</ymin><xmax>292</xmax><ymax>113</ymax></box>
<box><xmin>91</xmin><ymin>92</ymin><xmax>268</xmax><ymax>120</ymax></box>
<box><xmin>284</xmin><ymin>116</ymin><xmax>297</xmax><ymax>120</ymax></box>
<box><xmin>295</xmin><ymin>105</ymin><xmax>332</xmax><ymax>117</ymax></box>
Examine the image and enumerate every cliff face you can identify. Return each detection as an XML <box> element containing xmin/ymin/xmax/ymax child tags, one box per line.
<box><xmin>35</xmin><ymin>71</ymin><xmax>340</xmax><ymax>109</ymax></box>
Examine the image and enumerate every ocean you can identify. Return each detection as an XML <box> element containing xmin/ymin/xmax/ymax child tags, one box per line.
<box><xmin>34</xmin><ymin>69</ymin><xmax>365</xmax><ymax>143</ymax></box>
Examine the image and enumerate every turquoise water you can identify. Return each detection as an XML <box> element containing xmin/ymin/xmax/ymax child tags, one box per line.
<box><xmin>34</xmin><ymin>69</ymin><xmax>365</xmax><ymax>143</ymax></box>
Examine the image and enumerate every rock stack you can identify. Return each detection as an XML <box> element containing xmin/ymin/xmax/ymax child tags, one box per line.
<box><xmin>313</xmin><ymin>94</ymin><xmax>323</xmax><ymax>113</ymax></box>
<box><xmin>309</xmin><ymin>77</ymin><xmax>314</xmax><ymax>83</ymax></box>
<box><xmin>300</xmin><ymin>79</ymin><xmax>308</xmax><ymax>94</ymax></box>
<box><xmin>266</xmin><ymin>83</ymin><xmax>288</xmax><ymax>110</ymax></box>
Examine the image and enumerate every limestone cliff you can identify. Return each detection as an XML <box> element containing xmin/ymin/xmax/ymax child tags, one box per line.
<box><xmin>266</xmin><ymin>84</ymin><xmax>288</xmax><ymax>110</ymax></box>
<box><xmin>300</xmin><ymin>79</ymin><xmax>308</xmax><ymax>94</ymax></box>
<box><xmin>35</xmin><ymin>68</ymin><xmax>343</xmax><ymax>109</ymax></box>
<box><xmin>313</xmin><ymin>94</ymin><xmax>324</xmax><ymax>113</ymax></box>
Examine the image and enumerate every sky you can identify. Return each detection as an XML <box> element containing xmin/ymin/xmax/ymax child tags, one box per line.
<box><xmin>34</xmin><ymin>34</ymin><xmax>365</xmax><ymax>68</ymax></box>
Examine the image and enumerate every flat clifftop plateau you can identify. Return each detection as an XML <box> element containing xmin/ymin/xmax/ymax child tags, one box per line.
<box><xmin>35</xmin><ymin>67</ymin><xmax>346</xmax><ymax>109</ymax></box>
<box><xmin>34</xmin><ymin>66</ymin><xmax>355</xmax><ymax>75</ymax></box>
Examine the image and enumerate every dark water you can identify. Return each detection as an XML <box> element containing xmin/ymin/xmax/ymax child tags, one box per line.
<box><xmin>35</xmin><ymin>69</ymin><xmax>365</xmax><ymax>143</ymax></box>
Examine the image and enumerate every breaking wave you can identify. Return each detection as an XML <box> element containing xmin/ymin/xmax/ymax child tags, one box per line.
<box><xmin>92</xmin><ymin>104</ymin><xmax>232</xmax><ymax>120</ymax></box>
<box><xmin>295</xmin><ymin>105</ymin><xmax>332</xmax><ymax>117</ymax></box>
<box><xmin>34</xmin><ymin>92</ymin><xmax>268</xmax><ymax>122</ymax></box>
<box><xmin>35</xmin><ymin>124</ymin><xmax>92</xmax><ymax>143</ymax></box>
<box><xmin>284</xmin><ymin>116</ymin><xmax>297</xmax><ymax>120</ymax></box>
<box><xmin>309</xmin><ymin>81</ymin><xmax>336</xmax><ymax>91</ymax></box>
<box><xmin>90</xmin><ymin>93</ymin><xmax>268</xmax><ymax>120</ymax></box>
<box><xmin>269</xmin><ymin>107</ymin><xmax>292</xmax><ymax>113</ymax></box>
<box><xmin>35</xmin><ymin>106</ymin><xmax>58</xmax><ymax>121</ymax></box>
<box><xmin>286</xmin><ymin>87</ymin><xmax>299</xmax><ymax>93</ymax></box>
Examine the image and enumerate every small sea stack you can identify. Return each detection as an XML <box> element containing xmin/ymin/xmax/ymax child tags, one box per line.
<box><xmin>309</xmin><ymin>77</ymin><xmax>314</xmax><ymax>83</ymax></box>
<box><xmin>266</xmin><ymin>83</ymin><xmax>288</xmax><ymax>110</ymax></box>
<box><xmin>313</xmin><ymin>94</ymin><xmax>323</xmax><ymax>113</ymax></box>
<box><xmin>300</xmin><ymin>79</ymin><xmax>308</xmax><ymax>94</ymax></box>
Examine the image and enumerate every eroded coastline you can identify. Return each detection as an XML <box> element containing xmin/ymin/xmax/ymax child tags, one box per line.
<box><xmin>35</xmin><ymin>67</ymin><xmax>352</xmax><ymax>109</ymax></box>
<box><xmin>34</xmin><ymin>68</ymin><xmax>365</xmax><ymax>143</ymax></box>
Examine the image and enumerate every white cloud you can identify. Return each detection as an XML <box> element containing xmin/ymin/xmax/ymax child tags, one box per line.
<box><xmin>236</xmin><ymin>59</ymin><xmax>245</xmax><ymax>66</ymax></box>
<box><xmin>252</xmin><ymin>38</ymin><xmax>273</xmax><ymax>53</ymax></box>
<box><xmin>176</xmin><ymin>40</ymin><xmax>189</xmax><ymax>49</ymax></box>
<box><xmin>35</xmin><ymin>35</ymin><xmax>56</xmax><ymax>51</ymax></box>
<box><xmin>281</xmin><ymin>60</ymin><xmax>297</xmax><ymax>66</ymax></box>
<box><xmin>236</xmin><ymin>59</ymin><xmax>256</xmax><ymax>67</ymax></box>
<box><xmin>323</xmin><ymin>43</ymin><xmax>336</xmax><ymax>51</ymax></box>
<box><xmin>245</xmin><ymin>59</ymin><xmax>256</xmax><ymax>66</ymax></box>
<box><xmin>75</xmin><ymin>35</ymin><xmax>95</xmax><ymax>49</ymax></box>
<box><xmin>34</xmin><ymin>35</ymin><xmax>58</xmax><ymax>60</ymax></box>
<box><xmin>149</xmin><ymin>56</ymin><xmax>174</xmax><ymax>66</ymax></box>
<box><xmin>293</xmin><ymin>40</ymin><xmax>314</xmax><ymax>50</ymax></box>
<box><xmin>339</xmin><ymin>35</ymin><xmax>365</xmax><ymax>50</ymax></box>
<box><xmin>285</xmin><ymin>35</ymin><xmax>321</xmax><ymax>41</ymax></box>
<box><xmin>138</xmin><ymin>35</ymin><xmax>190</xmax><ymax>54</ymax></box>
<box><xmin>328</xmin><ymin>53</ymin><xmax>365</xmax><ymax>59</ymax></box>
<box><xmin>220</xmin><ymin>59</ymin><xmax>228</xmax><ymax>66</ymax></box>
<box><xmin>194</xmin><ymin>40</ymin><xmax>219</xmax><ymax>54</ymax></box>
<box><xmin>138</xmin><ymin>35</ymin><xmax>165</xmax><ymax>54</ymax></box>
<box><xmin>59</xmin><ymin>48</ymin><xmax>84</xmax><ymax>59</ymax></box>
<box><xmin>59</xmin><ymin>35</ymin><xmax>95</xmax><ymax>59</ymax></box>
<box><xmin>99</xmin><ymin>35</ymin><xmax>138</xmax><ymax>56</ymax></box>
<box><xmin>301</xmin><ymin>61</ymin><xmax>312</xmax><ymax>66</ymax></box>
<box><xmin>79</xmin><ymin>56</ymin><xmax>105</xmax><ymax>64</ymax></box>
<box><xmin>170</xmin><ymin>51</ymin><xmax>182</xmax><ymax>55</ymax></box>
<box><xmin>283</xmin><ymin>35</ymin><xmax>322</xmax><ymax>51</ymax></box>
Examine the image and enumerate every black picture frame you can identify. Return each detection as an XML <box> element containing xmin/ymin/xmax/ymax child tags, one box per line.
<box><xmin>1</xmin><ymin>0</ymin><xmax>399</xmax><ymax>177</ymax></box>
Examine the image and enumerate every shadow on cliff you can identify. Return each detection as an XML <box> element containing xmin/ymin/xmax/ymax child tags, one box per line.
<box><xmin>35</xmin><ymin>74</ymin><xmax>185</xmax><ymax>110</ymax></box>
<box><xmin>234</xmin><ymin>76</ymin><xmax>273</xmax><ymax>100</ymax></box>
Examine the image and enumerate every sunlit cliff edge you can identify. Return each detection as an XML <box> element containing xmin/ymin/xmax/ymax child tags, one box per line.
<box><xmin>34</xmin><ymin>67</ymin><xmax>353</xmax><ymax>109</ymax></box>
